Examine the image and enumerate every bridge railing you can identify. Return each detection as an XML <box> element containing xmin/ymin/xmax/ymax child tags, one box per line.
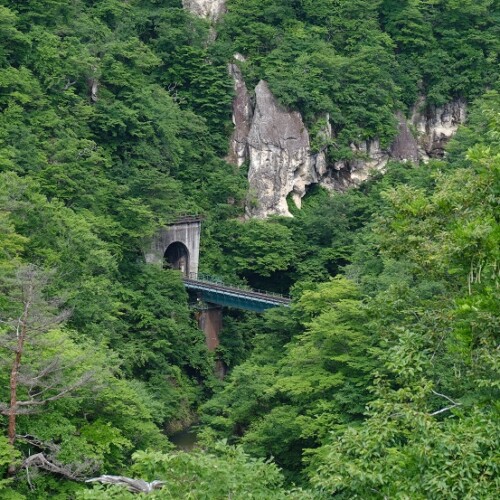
<box><xmin>168</xmin><ymin>213</ymin><xmax>204</xmax><ymax>224</ymax></box>
<box><xmin>185</xmin><ymin>273</ymin><xmax>290</xmax><ymax>301</ymax></box>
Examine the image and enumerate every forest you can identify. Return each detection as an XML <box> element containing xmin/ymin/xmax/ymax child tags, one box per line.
<box><xmin>0</xmin><ymin>0</ymin><xmax>498</xmax><ymax>498</ymax></box>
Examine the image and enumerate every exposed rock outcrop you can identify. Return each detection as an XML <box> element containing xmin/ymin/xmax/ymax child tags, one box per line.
<box><xmin>327</xmin><ymin>139</ymin><xmax>390</xmax><ymax>191</ymax></box>
<box><xmin>226</xmin><ymin>71</ymin><xmax>466</xmax><ymax>217</ymax></box>
<box><xmin>227</xmin><ymin>55</ymin><xmax>253</xmax><ymax>167</ymax></box>
<box><xmin>183</xmin><ymin>3</ymin><xmax>467</xmax><ymax>218</ymax></box>
<box><xmin>182</xmin><ymin>0</ymin><xmax>226</xmax><ymax>21</ymax></box>
<box><xmin>246</xmin><ymin>81</ymin><xmax>312</xmax><ymax>218</ymax></box>
<box><xmin>391</xmin><ymin>111</ymin><xmax>419</xmax><ymax>162</ymax></box>
<box><xmin>320</xmin><ymin>112</ymin><xmax>420</xmax><ymax>191</ymax></box>
<box><xmin>412</xmin><ymin>97</ymin><xmax>467</xmax><ymax>159</ymax></box>
<box><xmin>315</xmin><ymin>139</ymin><xmax>392</xmax><ymax>193</ymax></box>
<box><xmin>323</xmin><ymin>101</ymin><xmax>466</xmax><ymax>192</ymax></box>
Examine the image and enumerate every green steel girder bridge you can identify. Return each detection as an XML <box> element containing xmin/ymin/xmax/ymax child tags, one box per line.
<box><xmin>183</xmin><ymin>274</ymin><xmax>290</xmax><ymax>313</ymax></box>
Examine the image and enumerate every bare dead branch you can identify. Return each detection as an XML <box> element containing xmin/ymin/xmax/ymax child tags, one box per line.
<box><xmin>16</xmin><ymin>371</ymin><xmax>94</xmax><ymax>407</ymax></box>
<box><xmin>25</xmin><ymin>461</ymin><xmax>34</xmax><ymax>490</ymax></box>
<box><xmin>24</xmin><ymin>453</ymin><xmax>80</xmax><ymax>480</ymax></box>
<box><xmin>429</xmin><ymin>404</ymin><xmax>462</xmax><ymax>416</ymax></box>
<box><xmin>16</xmin><ymin>435</ymin><xmax>60</xmax><ymax>453</ymax></box>
<box><xmin>431</xmin><ymin>389</ymin><xmax>461</xmax><ymax>406</ymax></box>
<box><xmin>27</xmin><ymin>381</ymin><xmax>61</xmax><ymax>401</ymax></box>
<box><xmin>429</xmin><ymin>389</ymin><xmax>462</xmax><ymax>416</ymax></box>
<box><xmin>22</xmin><ymin>453</ymin><xmax>98</xmax><ymax>481</ymax></box>
<box><xmin>26</xmin><ymin>352</ymin><xmax>90</xmax><ymax>384</ymax></box>
<box><xmin>86</xmin><ymin>476</ymin><xmax>166</xmax><ymax>493</ymax></box>
<box><xmin>62</xmin><ymin>79</ymin><xmax>76</xmax><ymax>91</ymax></box>
<box><xmin>0</xmin><ymin>405</ymin><xmax>42</xmax><ymax>416</ymax></box>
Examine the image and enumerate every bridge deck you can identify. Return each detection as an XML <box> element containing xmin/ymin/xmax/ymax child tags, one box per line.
<box><xmin>183</xmin><ymin>277</ymin><xmax>290</xmax><ymax>312</ymax></box>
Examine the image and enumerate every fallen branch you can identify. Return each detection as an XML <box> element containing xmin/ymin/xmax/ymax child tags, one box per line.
<box><xmin>22</xmin><ymin>452</ymin><xmax>99</xmax><ymax>481</ymax></box>
<box><xmin>86</xmin><ymin>476</ymin><xmax>166</xmax><ymax>494</ymax></box>
<box><xmin>23</xmin><ymin>453</ymin><xmax>81</xmax><ymax>481</ymax></box>
<box><xmin>16</xmin><ymin>434</ymin><xmax>59</xmax><ymax>453</ymax></box>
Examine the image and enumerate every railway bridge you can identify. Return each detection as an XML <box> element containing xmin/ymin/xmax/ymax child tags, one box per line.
<box><xmin>144</xmin><ymin>216</ymin><xmax>290</xmax><ymax>367</ymax></box>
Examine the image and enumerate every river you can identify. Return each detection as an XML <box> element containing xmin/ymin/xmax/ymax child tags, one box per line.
<box><xmin>169</xmin><ymin>426</ymin><xmax>198</xmax><ymax>451</ymax></box>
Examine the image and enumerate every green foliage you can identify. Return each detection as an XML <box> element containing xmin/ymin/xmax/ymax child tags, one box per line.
<box><xmin>0</xmin><ymin>3</ymin><xmax>237</xmax><ymax>494</ymax></box>
<box><xmin>0</xmin><ymin>264</ymin><xmax>169</xmax><ymax>494</ymax></box>
<box><xmin>200</xmin><ymin>91</ymin><xmax>499</xmax><ymax>494</ymax></box>
<box><xmin>310</xmin><ymin>393</ymin><xmax>499</xmax><ymax>498</ymax></box>
<box><xmin>201</xmin><ymin>278</ymin><xmax>379</xmax><ymax>480</ymax></box>
<box><xmin>0</xmin><ymin>0</ymin><xmax>499</xmax><ymax>496</ymax></box>
<box><xmin>217</xmin><ymin>0</ymin><xmax>499</xmax><ymax>150</ymax></box>
<box><xmin>228</xmin><ymin>219</ymin><xmax>296</xmax><ymax>278</ymax></box>
<box><xmin>78</xmin><ymin>442</ymin><xmax>314</xmax><ymax>499</ymax></box>
<box><xmin>0</xmin><ymin>436</ymin><xmax>20</xmax><ymax>497</ymax></box>
<box><xmin>304</xmin><ymin>90</ymin><xmax>500</xmax><ymax>496</ymax></box>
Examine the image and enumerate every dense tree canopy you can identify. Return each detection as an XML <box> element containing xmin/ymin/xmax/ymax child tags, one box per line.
<box><xmin>218</xmin><ymin>0</ymin><xmax>499</xmax><ymax>147</ymax></box>
<box><xmin>200</xmin><ymin>92</ymin><xmax>500</xmax><ymax>493</ymax></box>
<box><xmin>0</xmin><ymin>0</ymin><xmax>498</xmax><ymax>498</ymax></box>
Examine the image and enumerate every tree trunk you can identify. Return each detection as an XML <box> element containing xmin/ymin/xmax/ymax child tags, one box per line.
<box><xmin>7</xmin><ymin>294</ymin><xmax>31</xmax><ymax>475</ymax></box>
<box><xmin>8</xmin><ymin>300</ymin><xmax>30</xmax><ymax>447</ymax></box>
<box><xmin>8</xmin><ymin>345</ymin><xmax>22</xmax><ymax>446</ymax></box>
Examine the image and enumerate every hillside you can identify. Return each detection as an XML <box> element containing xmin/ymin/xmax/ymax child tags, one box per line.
<box><xmin>0</xmin><ymin>1</ymin><xmax>498</xmax><ymax>498</ymax></box>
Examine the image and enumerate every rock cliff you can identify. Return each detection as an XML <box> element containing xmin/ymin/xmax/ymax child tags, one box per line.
<box><xmin>391</xmin><ymin>111</ymin><xmax>420</xmax><ymax>162</ymax></box>
<box><xmin>182</xmin><ymin>0</ymin><xmax>226</xmax><ymax>21</ymax></box>
<box><xmin>246</xmin><ymin>81</ymin><xmax>312</xmax><ymax>218</ymax></box>
<box><xmin>411</xmin><ymin>97</ymin><xmax>467</xmax><ymax>159</ymax></box>
<box><xmin>181</xmin><ymin>1</ymin><xmax>468</xmax><ymax>219</ymax></box>
<box><xmin>229</xmin><ymin>75</ymin><xmax>466</xmax><ymax>218</ymax></box>
<box><xmin>226</xmin><ymin>55</ymin><xmax>253</xmax><ymax>167</ymax></box>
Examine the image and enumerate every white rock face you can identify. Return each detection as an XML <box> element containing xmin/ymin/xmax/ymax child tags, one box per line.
<box><xmin>317</xmin><ymin>99</ymin><xmax>466</xmax><ymax>194</ymax></box>
<box><xmin>321</xmin><ymin>112</ymin><xmax>421</xmax><ymax>192</ymax></box>
<box><xmin>182</xmin><ymin>0</ymin><xmax>226</xmax><ymax>21</ymax></box>
<box><xmin>227</xmin><ymin>74</ymin><xmax>467</xmax><ymax>217</ymax></box>
<box><xmin>317</xmin><ymin>140</ymin><xmax>387</xmax><ymax>192</ymax></box>
<box><xmin>412</xmin><ymin>97</ymin><xmax>467</xmax><ymax>159</ymax></box>
<box><xmin>247</xmin><ymin>81</ymin><xmax>315</xmax><ymax>218</ymax></box>
<box><xmin>345</xmin><ymin>140</ymin><xmax>388</xmax><ymax>182</ymax></box>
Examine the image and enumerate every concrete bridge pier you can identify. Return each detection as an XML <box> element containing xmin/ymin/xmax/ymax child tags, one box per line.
<box><xmin>196</xmin><ymin>305</ymin><xmax>226</xmax><ymax>378</ymax></box>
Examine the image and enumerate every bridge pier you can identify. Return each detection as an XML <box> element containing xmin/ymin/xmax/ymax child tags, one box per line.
<box><xmin>196</xmin><ymin>305</ymin><xmax>226</xmax><ymax>379</ymax></box>
<box><xmin>197</xmin><ymin>305</ymin><xmax>222</xmax><ymax>351</ymax></box>
<box><xmin>144</xmin><ymin>216</ymin><xmax>289</xmax><ymax>379</ymax></box>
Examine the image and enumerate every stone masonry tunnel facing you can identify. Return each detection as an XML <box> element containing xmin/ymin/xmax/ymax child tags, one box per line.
<box><xmin>143</xmin><ymin>216</ymin><xmax>201</xmax><ymax>277</ymax></box>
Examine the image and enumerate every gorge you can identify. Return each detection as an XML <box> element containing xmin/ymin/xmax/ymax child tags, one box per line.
<box><xmin>0</xmin><ymin>1</ymin><xmax>498</xmax><ymax>498</ymax></box>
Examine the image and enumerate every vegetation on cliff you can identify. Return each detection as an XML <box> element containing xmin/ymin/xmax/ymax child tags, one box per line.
<box><xmin>202</xmin><ymin>92</ymin><xmax>500</xmax><ymax>497</ymax></box>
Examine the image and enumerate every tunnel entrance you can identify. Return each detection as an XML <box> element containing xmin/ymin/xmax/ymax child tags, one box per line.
<box><xmin>164</xmin><ymin>242</ymin><xmax>190</xmax><ymax>277</ymax></box>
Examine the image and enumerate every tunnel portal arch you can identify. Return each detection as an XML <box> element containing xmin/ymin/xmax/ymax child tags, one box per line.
<box><xmin>164</xmin><ymin>242</ymin><xmax>190</xmax><ymax>276</ymax></box>
<box><xmin>143</xmin><ymin>216</ymin><xmax>201</xmax><ymax>277</ymax></box>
